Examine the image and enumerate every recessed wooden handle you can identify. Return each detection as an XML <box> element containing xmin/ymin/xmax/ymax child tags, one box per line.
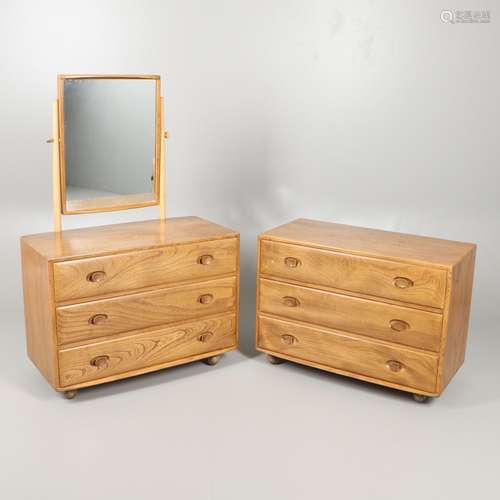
<box><xmin>87</xmin><ymin>271</ymin><xmax>107</xmax><ymax>283</ymax></box>
<box><xmin>386</xmin><ymin>360</ymin><xmax>403</xmax><ymax>372</ymax></box>
<box><xmin>282</xmin><ymin>296</ymin><xmax>300</xmax><ymax>307</ymax></box>
<box><xmin>281</xmin><ymin>334</ymin><xmax>297</xmax><ymax>346</ymax></box>
<box><xmin>390</xmin><ymin>319</ymin><xmax>410</xmax><ymax>332</ymax></box>
<box><xmin>198</xmin><ymin>254</ymin><xmax>214</xmax><ymax>265</ymax></box>
<box><xmin>393</xmin><ymin>276</ymin><xmax>414</xmax><ymax>289</ymax></box>
<box><xmin>198</xmin><ymin>293</ymin><xmax>214</xmax><ymax>305</ymax></box>
<box><xmin>198</xmin><ymin>331</ymin><xmax>213</xmax><ymax>343</ymax></box>
<box><xmin>90</xmin><ymin>355</ymin><xmax>110</xmax><ymax>369</ymax></box>
<box><xmin>88</xmin><ymin>313</ymin><xmax>108</xmax><ymax>325</ymax></box>
<box><xmin>284</xmin><ymin>257</ymin><xmax>301</xmax><ymax>268</ymax></box>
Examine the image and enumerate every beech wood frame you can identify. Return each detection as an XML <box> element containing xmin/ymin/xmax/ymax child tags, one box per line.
<box><xmin>55</xmin><ymin>74</ymin><xmax>164</xmax><ymax>220</ymax></box>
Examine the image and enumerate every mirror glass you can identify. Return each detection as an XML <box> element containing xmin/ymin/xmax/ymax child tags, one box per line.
<box><xmin>61</xmin><ymin>77</ymin><xmax>159</xmax><ymax>212</ymax></box>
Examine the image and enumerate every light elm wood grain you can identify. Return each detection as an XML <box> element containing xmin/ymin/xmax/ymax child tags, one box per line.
<box><xmin>259</xmin><ymin>279</ymin><xmax>443</xmax><ymax>352</ymax></box>
<box><xmin>261</xmin><ymin>218</ymin><xmax>475</xmax><ymax>268</ymax></box>
<box><xmin>54</xmin><ymin>237</ymin><xmax>238</xmax><ymax>302</ymax></box>
<box><xmin>260</xmin><ymin>240</ymin><xmax>447</xmax><ymax>309</ymax></box>
<box><xmin>56</xmin><ymin>276</ymin><xmax>237</xmax><ymax>344</ymax></box>
<box><xmin>21</xmin><ymin>216</ymin><xmax>238</xmax><ymax>261</ymax></box>
<box><xmin>21</xmin><ymin>216</ymin><xmax>240</xmax><ymax>394</ymax></box>
<box><xmin>59</xmin><ymin>314</ymin><xmax>236</xmax><ymax>387</ymax></box>
<box><xmin>21</xmin><ymin>241</ymin><xmax>59</xmax><ymax>386</ymax></box>
<box><xmin>256</xmin><ymin>218</ymin><xmax>476</xmax><ymax>398</ymax></box>
<box><xmin>258</xmin><ymin>315</ymin><xmax>438</xmax><ymax>393</ymax></box>
<box><xmin>438</xmin><ymin>247</ymin><xmax>476</xmax><ymax>391</ymax></box>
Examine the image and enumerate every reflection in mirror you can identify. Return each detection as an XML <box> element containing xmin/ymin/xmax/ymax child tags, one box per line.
<box><xmin>62</xmin><ymin>77</ymin><xmax>158</xmax><ymax>211</ymax></box>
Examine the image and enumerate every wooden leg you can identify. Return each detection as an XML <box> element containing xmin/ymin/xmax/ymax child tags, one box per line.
<box><xmin>267</xmin><ymin>354</ymin><xmax>285</xmax><ymax>365</ymax></box>
<box><xmin>412</xmin><ymin>393</ymin><xmax>429</xmax><ymax>403</ymax></box>
<box><xmin>63</xmin><ymin>390</ymin><xmax>77</xmax><ymax>400</ymax></box>
<box><xmin>202</xmin><ymin>355</ymin><xmax>221</xmax><ymax>366</ymax></box>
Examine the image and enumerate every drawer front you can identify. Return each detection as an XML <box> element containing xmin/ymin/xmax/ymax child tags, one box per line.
<box><xmin>59</xmin><ymin>315</ymin><xmax>236</xmax><ymax>387</ymax></box>
<box><xmin>54</xmin><ymin>238</ymin><xmax>238</xmax><ymax>302</ymax></box>
<box><xmin>258</xmin><ymin>316</ymin><xmax>438</xmax><ymax>393</ymax></box>
<box><xmin>259</xmin><ymin>279</ymin><xmax>442</xmax><ymax>351</ymax></box>
<box><xmin>56</xmin><ymin>277</ymin><xmax>237</xmax><ymax>344</ymax></box>
<box><xmin>260</xmin><ymin>240</ymin><xmax>447</xmax><ymax>309</ymax></box>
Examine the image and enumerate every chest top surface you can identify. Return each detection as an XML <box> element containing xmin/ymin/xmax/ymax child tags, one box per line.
<box><xmin>260</xmin><ymin>218</ymin><xmax>475</xmax><ymax>268</ymax></box>
<box><xmin>21</xmin><ymin>216</ymin><xmax>238</xmax><ymax>261</ymax></box>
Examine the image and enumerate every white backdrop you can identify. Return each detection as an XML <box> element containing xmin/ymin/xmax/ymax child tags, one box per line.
<box><xmin>0</xmin><ymin>2</ymin><xmax>499</xmax><ymax>498</ymax></box>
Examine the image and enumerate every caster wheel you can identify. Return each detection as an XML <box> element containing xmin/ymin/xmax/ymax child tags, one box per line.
<box><xmin>267</xmin><ymin>354</ymin><xmax>285</xmax><ymax>365</ymax></box>
<box><xmin>202</xmin><ymin>355</ymin><xmax>221</xmax><ymax>366</ymax></box>
<box><xmin>63</xmin><ymin>390</ymin><xmax>77</xmax><ymax>400</ymax></box>
<box><xmin>413</xmin><ymin>393</ymin><xmax>428</xmax><ymax>403</ymax></box>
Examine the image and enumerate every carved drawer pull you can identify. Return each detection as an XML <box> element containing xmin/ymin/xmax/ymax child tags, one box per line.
<box><xmin>281</xmin><ymin>334</ymin><xmax>297</xmax><ymax>346</ymax></box>
<box><xmin>282</xmin><ymin>296</ymin><xmax>300</xmax><ymax>307</ymax></box>
<box><xmin>88</xmin><ymin>313</ymin><xmax>108</xmax><ymax>325</ymax></box>
<box><xmin>386</xmin><ymin>360</ymin><xmax>403</xmax><ymax>372</ymax></box>
<box><xmin>393</xmin><ymin>276</ymin><xmax>414</xmax><ymax>289</ymax></box>
<box><xmin>90</xmin><ymin>355</ymin><xmax>110</xmax><ymax>369</ymax></box>
<box><xmin>390</xmin><ymin>319</ymin><xmax>410</xmax><ymax>332</ymax></box>
<box><xmin>87</xmin><ymin>271</ymin><xmax>106</xmax><ymax>283</ymax></box>
<box><xmin>198</xmin><ymin>293</ymin><xmax>214</xmax><ymax>305</ymax></box>
<box><xmin>284</xmin><ymin>257</ymin><xmax>301</xmax><ymax>268</ymax></box>
<box><xmin>198</xmin><ymin>254</ymin><xmax>214</xmax><ymax>265</ymax></box>
<box><xmin>198</xmin><ymin>331</ymin><xmax>214</xmax><ymax>343</ymax></box>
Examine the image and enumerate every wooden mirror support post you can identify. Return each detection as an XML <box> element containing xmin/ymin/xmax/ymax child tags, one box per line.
<box><xmin>47</xmin><ymin>97</ymin><xmax>169</xmax><ymax>231</ymax></box>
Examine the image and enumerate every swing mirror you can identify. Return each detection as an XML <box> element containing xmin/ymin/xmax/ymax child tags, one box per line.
<box><xmin>58</xmin><ymin>75</ymin><xmax>161</xmax><ymax>214</ymax></box>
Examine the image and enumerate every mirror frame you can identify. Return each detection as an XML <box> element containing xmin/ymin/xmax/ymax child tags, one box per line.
<box><xmin>57</xmin><ymin>74</ymin><xmax>162</xmax><ymax>214</ymax></box>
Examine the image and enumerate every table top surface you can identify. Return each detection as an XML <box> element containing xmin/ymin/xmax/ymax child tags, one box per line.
<box><xmin>21</xmin><ymin>216</ymin><xmax>238</xmax><ymax>261</ymax></box>
<box><xmin>260</xmin><ymin>218</ymin><xmax>475</xmax><ymax>268</ymax></box>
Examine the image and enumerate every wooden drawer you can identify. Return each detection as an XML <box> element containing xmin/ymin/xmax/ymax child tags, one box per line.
<box><xmin>56</xmin><ymin>276</ymin><xmax>237</xmax><ymax>344</ymax></box>
<box><xmin>53</xmin><ymin>237</ymin><xmax>238</xmax><ymax>302</ymax></box>
<box><xmin>59</xmin><ymin>315</ymin><xmax>236</xmax><ymax>387</ymax></box>
<box><xmin>258</xmin><ymin>316</ymin><xmax>438</xmax><ymax>393</ymax></box>
<box><xmin>259</xmin><ymin>240</ymin><xmax>447</xmax><ymax>309</ymax></box>
<box><xmin>259</xmin><ymin>279</ymin><xmax>443</xmax><ymax>351</ymax></box>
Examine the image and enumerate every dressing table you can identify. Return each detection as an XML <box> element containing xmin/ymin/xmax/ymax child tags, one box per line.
<box><xmin>21</xmin><ymin>75</ymin><xmax>239</xmax><ymax>398</ymax></box>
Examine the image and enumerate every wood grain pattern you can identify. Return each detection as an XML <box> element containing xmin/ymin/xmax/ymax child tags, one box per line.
<box><xmin>22</xmin><ymin>217</ymin><xmax>238</xmax><ymax>261</ymax></box>
<box><xmin>257</xmin><ymin>218</ymin><xmax>476</xmax><ymax>398</ymax></box>
<box><xmin>258</xmin><ymin>315</ymin><xmax>438</xmax><ymax>393</ymax></box>
<box><xmin>438</xmin><ymin>247</ymin><xmax>476</xmax><ymax>391</ymax></box>
<box><xmin>262</xmin><ymin>218</ymin><xmax>475</xmax><ymax>268</ymax></box>
<box><xmin>59</xmin><ymin>314</ymin><xmax>236</xmax><ymax>387</ymax></box>
<box><xmin>260</xmin><ymin>240</ymin><xmax>447</xmax><ymax>308</ymax></box>
<box><xmin>259</xmin><ymin>279</ymin><xmax>443</xmax><ymax>352</ymax></box>
<box><xmin>21</xmin><ymin>216</ymin><xmax>240</xmax><ymax>393</ymax></box>
<box><xmin>56</xmin><ymin>276</ymin><xmax>237</xmax><ymax>344</ymax></box>
<box><xmin>20</xmin><ymin>241</ymin><xmax>58</xmax><ymax>385</ymax></box>
<box><xmin>54</xmin><ymin>237</ymin><xmax>238</xmax><ymax>302</ymax></box>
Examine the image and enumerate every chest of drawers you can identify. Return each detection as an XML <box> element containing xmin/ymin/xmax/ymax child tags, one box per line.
<box><xmin>256</xmin><ymin>218</ymin><xmax>476</xmax><ymax>401</ymax></box>
<box><xmin>21</xmin><ymin>216</ymin><xmax>239</xmax><ymax>398</ymax></box>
